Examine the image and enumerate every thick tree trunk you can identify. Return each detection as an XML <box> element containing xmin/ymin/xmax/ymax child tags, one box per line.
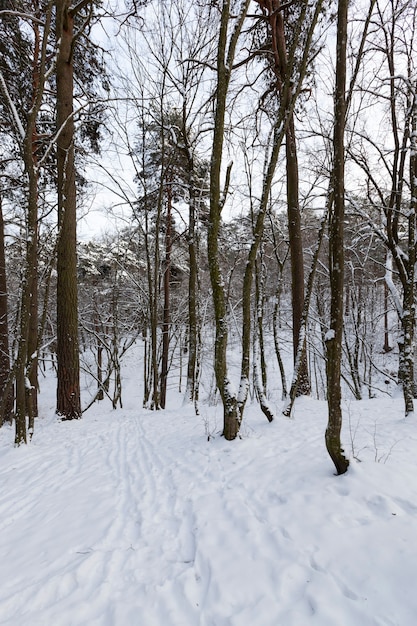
<box><xmin>259</xmin><ymin>0</ymin><xmax>311</xmax><ymax>397</ymax></box>
<box><xmin>254</xmin><ymin>0</ymin><xmax>324</xmax><ymax>415</ymax></box>
<box><xmin>270</xmin><ymin>223</ymin><xmax>288</xmax><ymax>400</ymax></box>
<box><xmin>208</xmin><ymin>8</ymin><xmax>231</xmax><ymax>434</ymax></box>
<box><xmin>283</xmin><ymin>204</ymin><xmax>329</xmax><ymax>417</ymax></box>
<box><xmin>325</xmin><ymin>0</ymin><xmax>349</xmax><ymax>475</ymax></box>
<box><xmin>56</xmin><ymin>0</ymin><xmax>81</xmax><ymax>419</ymax></box>
<box><xmin>285</xmin><ymin>117</ymin><xmax>310</xmax><ymax>396</ymax></box>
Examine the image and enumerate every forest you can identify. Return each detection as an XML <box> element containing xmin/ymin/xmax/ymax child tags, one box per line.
<box><xmin>0</xmin><ymin>0</ymin><xmax>416</xmax><ymax>478</ymax></box>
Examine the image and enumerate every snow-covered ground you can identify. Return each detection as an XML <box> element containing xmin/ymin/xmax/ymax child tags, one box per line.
<box><xmin>1</xmin><ymin>352</ymin><xmax>417</xmax><ymax>625</ymax></box>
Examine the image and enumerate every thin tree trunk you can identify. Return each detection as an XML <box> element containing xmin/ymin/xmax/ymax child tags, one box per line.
<box><xmin>254</xmin><ymin>257</ymin><xmax>274</xmax><ymax>421</ymax></box>
<box><xmin>151</xmin><ymin>177</ymin><xmax>162</xmax><ymax>411</ymax></box>
<box><xmin>208</xmin><ymin>0</ymin><xmax>250</xmax><ymax>440</ymax></box>
<box><xmin>160</xmin><ymin>179</ymin><xmax>172</xmax><ymax>409</ymax></box>
<box><xmin>0</xmin><ymin>194</ymin><xmax>13</xmax><ymax>426</ymax></box>
<box><xmin>15</xmin><ymin>162</ymin><xmax>38</xmax><ymax>444</ymax></box>
<box><xmin>185</xmin><ymin>165</ymin><xmax>200</xmax><ymax>404</ymax></box>
<box><xmin>402</xmin><ymin>88</ymin><xmax>417</xmax><ymax>414</ymax></box>
<box><xmin>13</xmin><ymin>3</ymin><xmax>52</xmax><ymax>442</ymax></box>
<box><xmin>143</xmin><ymin>326</ymin><xmax>151</xmax><ymax>407</ymax></box>
<box><xmin>325</xmin><ymin>0</ymin><xmax>349</xmax><ymax>475</ymax></box>
<box><xmin>93</xmin><ymin>310</ymin><xmax>104</xmax><ymax>401</ymax></box>
<box><xmin>383</xmin><ymin>280</ymin><xmax>391</xmax><ymax>353</ymax></box>
<box><xmin>111</xmin><ymin>287</ymin><xmax>122</xmax><ymax>409</ymax></box>
<box><xmin>27</xmin><ymin>15</ymin><xmax>41</xmax><ymax>430</ymax></box>
<box><xmin>240</xmin><ymin>121</ymin><xmax>283</xmax><ymax>422</ymax></box>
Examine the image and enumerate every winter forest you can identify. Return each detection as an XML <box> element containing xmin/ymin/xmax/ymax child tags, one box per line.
<box><xmin>1</xmin><ymin>0</ymin><xmax>417</xmax><ymax>624</ymax></box>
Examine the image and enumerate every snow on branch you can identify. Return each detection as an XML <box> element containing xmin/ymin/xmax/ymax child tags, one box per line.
<box><xmin>0</xmin><ymin>10</ymin><xmax>43</xmax><ymax>24</ymax></box>
<box><xmin>0</xmin><ymin>69</ymin><xmax>25</xmax><ymax>140</ymax></box>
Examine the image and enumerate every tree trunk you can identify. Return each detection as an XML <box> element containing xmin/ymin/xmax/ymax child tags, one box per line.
<box><xmin>283</xmin><ymin>204</ymin><xmax>329</xmax><ymax>417</ymax></box>
<box><xmin>6</xmin><ymin>3</ymin><xmax>53</xmax><ymax>442</ymax></box>
<box><xmin>15</xmin><ymin>159</ymin><xmax>38</xmax><ymax>444</ymax></box>
<box><xmin>208</xmin><ymin>5</ymin><xmax>232</xmax><ymax>435</ymax></box>
<box><xmin>111</xmin><ymin>287</ymin><xmax>122</xmax><ymax>409</ymax></box>
<box><xmin>401</xmin><ymin>89</ymin><xmax>417</xmax><ymax>414</ymax></box>
<box><xmin>253</xmin><ymin>257</ymin><xmax>274</xmax><ymax>422</ymax></box>
<box><xmin>56</xmin><ymin>0</ymin><xmax>81</xmax><ymax>419</ymax></box>
<box><xmin>239</xmin><ymin>120</ymin><xmax>286</xmax><ymax>423</ymax></box>
<box><xmin>285</xmin><ymin>116</ymin><xmax>310</xmax><ymax>396</ymax></box>
<box><xmin>325</xmin><ymin>0</ymin><xmax>349</xmax><ymax>475</ymax></box>
<box><xmin>239</xmin><ymin>0</ymin><xmax>314</xmax><ymax>426</ymax></box>
<box><xmin>208</xmin><ymin>0</ymin><xmax>250</xmax><ymax>440</ymax></box>
<box><xmin>160</xmin><ymin>179</ymin><xmax>172</xmax><ymax>409</ymax></box>
<box><xmin>258</xmin><ymin>0</ymin><xmax>313</xmax><ymax>397</ymax></box>
<box><xmin>185</xmin><ymin>166</ymin><xmax>200</xmax><ymax>405</ymax></box>
<box><xmin>383</xmin><ymin>280</ymin><xmax>391</xmax><ymax>353</ymax></box>
<box><xmin>93</xmin><ymin>311</ymin><xmax>104</xmax><ymax>400</ymax></box>
<box><xmin>253</xmin><ymin>0</ymin><xmax>323</xmax><ymax>415</ymax></box>
<box><xmin>27</xmin><ymin>19</ymin><xmax>41</xmax><ymax>431</ymax></box>
<box><xmin>143</xmin><ymin>193</ymin><xmax>160</xmax><ymax>409</ymax></box>
<box><xmin>0</xmin><ymin>195</ymin><xmax>13</xmax><ymax>426</ymax></box>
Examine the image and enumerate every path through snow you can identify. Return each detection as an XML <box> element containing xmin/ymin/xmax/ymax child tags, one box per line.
<box><xmin>1</xmin><ymin>393</ymin><xmax>417</xmax><ymax>625</ymax></box>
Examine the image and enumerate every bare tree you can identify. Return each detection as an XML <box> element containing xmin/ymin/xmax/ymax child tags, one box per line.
<box><xmin>325</xmin><ymin>0</ymin><xmax>349</xmax><ymax>475</ymax></box>
<box><xmin>207</xmin><ymin>0</ymin><xmax>325</xmax><ymax>439</ymax></box>
<box><xmin>346</xmin><ymin>0</ymin><xmax>417</xmax><ymax>416</ymax></box>
<box><xmin>256</xmin><ymin>0</ymin><xmax>313</xmax><ymax>396</ymax></box>
<box><xmin>208</xmin><ymin>0</ymin><xmax>251</xmax><ymax>440</ymax></box>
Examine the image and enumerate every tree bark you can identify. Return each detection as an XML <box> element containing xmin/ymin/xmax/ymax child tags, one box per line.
<box><xmin>257</xmin><ymin>0</ymin><xmax>312</xmax><ymax>396</ymax></box>
<box><xmin>0</xmin><ymin>194</ymin><xmax>13</xmax><ymax>426</ymax></box>
<box><xmin>4</xmin><ymin>2</ymin><xmax>54</xmax><ymax>442</ymax></box>
<box><xmin>401</xmin><ymin>87</ymin><xmax>417</xmax><ymax>415</ymax></box>
<box><xmin>325</xmin><ymin>0</ymin><xmax>349</xmax><ymax>475</ymax></box>
<box><xmin>185</xmin><ymin>156</ymin><xmax>200</xmax><ymax>406</ymax></box>
<box><xmin>208</xmin><ymin>0</ymin><xmax>250</xmax><ymax>440</ymax></box>
<box><xmin>285</xmin><ymin>115</ymin><xmax>310</xmax><ymax>395</ymax></box>
<box><xmin>283</xmin><ymin>203</ymin><xmax>329</xmax><ymax>417</ymax></box>
<box><xmin>55</xmin><ymin>0</ymin><xmax>81</xmax><ymax>419</ymax></box>
<box><xmin>160</xmin><ymin>178</ymin><xmax>172</xmax><ymax>409</ymax></box>
<box><xmin>27</xmin><ymin>14</ymin><xmax>41</xmax><ymax>430</ymax></box>
<box><xmin>15</xmin><ymin>149</ymin><xmax>38</xmax><ymax>444</ymax></box>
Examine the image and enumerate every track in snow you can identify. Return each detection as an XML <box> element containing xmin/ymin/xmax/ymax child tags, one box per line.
<box><xmin>1</xmin><ymin>396</ymin><xmax>417</xmax><ymax>625</ymax></box>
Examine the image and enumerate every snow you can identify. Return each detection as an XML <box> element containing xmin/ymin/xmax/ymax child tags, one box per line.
<box><xmin>1</xmin><ymin>359</ymin><xmax>417</xmax><ymax>625</ymax></box>
<box><xmin>325</xmin><ymin>328</ymin><xmax>335</xmax><ymax>341</ymax></box>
